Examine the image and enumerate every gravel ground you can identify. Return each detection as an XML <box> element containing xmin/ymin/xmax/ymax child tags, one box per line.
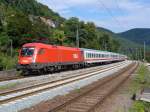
<box><xmin>92</xmin><ymin>76</ymin><xmax>133</xmax><ymax>112</ymax></box>
<box><xmin>0</xmin><ymin>61</ymin><xmax>126</xmax><ymax>93</ymax></box>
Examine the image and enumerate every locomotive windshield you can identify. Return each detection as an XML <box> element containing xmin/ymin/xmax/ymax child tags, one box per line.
<box><xmin>21</xmin><ymin>47</ymin><xmax>35</xmax><ymax>56</ymax></box>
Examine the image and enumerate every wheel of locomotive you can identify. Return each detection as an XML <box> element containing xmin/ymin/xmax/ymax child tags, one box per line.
<box><xmin>48</xmin><ymin>66</ymin><xmax>55</xmax><ymax>73</ymax></box>
<box><xmin>37</xmin><ymin>69</ymin><xmax>44</xmax><ymax>75</ymax></box>
<box><xmin>22</xmin><ymin>69</ymin><xmax>30</xmax><ymax>75</ymax></box>
<box><xmin>57</xmin><ymin>66</ymin><xmax>61</xmax><ymax>72</ymax></box>
<box><xmin>72</xmin><ymin>64</ymin><xmax>79</xmax><ymax>70</ymax></box>
<box><xmin>43</xmin><ymin>67</ymin><xmax>48</xmax><ymax>74</ymax></box>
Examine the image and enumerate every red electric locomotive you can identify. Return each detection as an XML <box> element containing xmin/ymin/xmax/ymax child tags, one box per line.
<box><xmin>17</xmin><ymin>43</ymin><xmax>84</xmax><ymax>73</ymax></box>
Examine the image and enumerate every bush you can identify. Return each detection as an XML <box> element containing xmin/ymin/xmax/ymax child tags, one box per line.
<box><xmin>0</xmin><ymin>52</ymin><xmax>17</xmax><ymax>70</ymax></box>
<box><xmin>129</xmin><ymin>101</ymin><xmax>150</xmax><ymax>112</ymax></box>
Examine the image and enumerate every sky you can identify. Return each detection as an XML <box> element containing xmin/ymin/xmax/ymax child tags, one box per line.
<box><xmin>38</xmin><ymin>0</ymin><xmax>150</xmax><ymax>33</ymax></box>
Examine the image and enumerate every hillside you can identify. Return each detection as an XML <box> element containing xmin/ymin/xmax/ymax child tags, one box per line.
<box><xmin>97</xmin><ymin>27</ymin><xmax>143</xmax><ymax>49</ymax></box>
<box><xmin>1</xmin><ymin>0</ymin><xmax>65</xmax><ymax>23</ymax></box>
<box><xmin>117</xmin><ymin>28</ymin><xmax>150</xmax><ymax>45</ymax></box>
<box><xmin>0</xmin><ymin>0</ymin><xmax>124</xmax><ymax>51</ymax></box>
<box><xmin>0</xmin><ymin>0</ymin><xmax>142</xmax><ymax>51</ymax></box>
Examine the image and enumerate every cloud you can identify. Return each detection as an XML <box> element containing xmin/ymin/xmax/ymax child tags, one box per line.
<box><xmin>38</xmin><ymin>0</ymin><xmax>150</xmax><ymax>32</ymax></box>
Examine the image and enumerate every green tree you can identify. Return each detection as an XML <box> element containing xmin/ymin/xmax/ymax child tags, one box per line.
<box><xmin>52</xmin><ymin>29</ymin><xmax>65</xmax><ymax>45</ymax></box>
<box><xmin>111</xmin><ymin>39</ymin><xmax>120</xmax><ymax>52</ymax></box>
<box><xmin>63</xmin><ymin>17</ymin><xmax>79</xmax><ymax>46</ymax></box>
<box><xmin>0</xmin><ymin>32</ymin><xmax>9</xmax><ymax>52</ymax></box>
<box><xmin>6</xmin><ymin>11</ymin><xmax>32</xmax><ymax>47</ymax></box>
<box><xmin>30</xmin><ymin>18</ymin><xmax>51</xmax><ymax>43</ymax></box>
<box><xmin>98</xmin><ymin>34</ymin><xmax>111</xmax><ymax>51</ymax></box>
<box><xmin>0</xmin><ymin>20</ymin><xmax>3</xmax><ymax>32</ymax></box>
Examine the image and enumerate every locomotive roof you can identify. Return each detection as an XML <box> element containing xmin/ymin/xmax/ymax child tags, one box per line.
<box><xmin>23</xmin><ymin>43</ymin><xmax>81</xmax><ymax>51</ymax></box>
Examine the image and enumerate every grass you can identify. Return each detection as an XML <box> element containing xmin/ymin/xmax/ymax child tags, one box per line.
<box><xmin>129</xmin><ymin>101</ymin><xmax>150</xmax><ymax>112</ymax></box>
<box><xmin>75</xmin><ymin>88</ymin><xmax>81</xmax><ymax>93</ymax></box>
<box><xmin>0</xmin><ymin>82</ymin><xmax>19</xmax><ymax>91</ymax></box>
<box><xmin>129</xmin><ymin>63</ymin><xmax>150</xmax><ymax>112</ymax></box>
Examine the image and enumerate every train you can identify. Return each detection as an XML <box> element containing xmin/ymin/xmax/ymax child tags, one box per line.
<box><xmin>17</xmin><ymin>43</ymin><xmax>127</xmax><ymax>73</ymax></box>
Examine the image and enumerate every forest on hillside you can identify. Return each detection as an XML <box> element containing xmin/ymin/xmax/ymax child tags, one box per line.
<box><xmin>0</xmin><ymin>0</ymin><xmax>121</xmax><ymax>70</ymax></box>
<box><xmin>0</xmin><ymin>0</ymin><xmax>147</xmax><ymax>70</ymax></box>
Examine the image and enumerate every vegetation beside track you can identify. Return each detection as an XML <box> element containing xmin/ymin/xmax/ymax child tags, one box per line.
<box><xmin>129</xmin><ymin>63</ymin><xmax>150</xmax><ymax>112</ymax></box>
<box><xmin>0</xmin><ymin>82</ymin><xmax>19</xmax><ymax>90</ymax></box>
<box><xmin>0</xmin><ymin>52</ymin><xmax>17</xmax><ymax>70</ymax></box>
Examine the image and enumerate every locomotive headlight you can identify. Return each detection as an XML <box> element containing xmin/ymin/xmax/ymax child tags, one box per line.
<box><xmin>32</xmin><ymin>57</ymin><xmax>35</xmax><ymax>63</ymax></box>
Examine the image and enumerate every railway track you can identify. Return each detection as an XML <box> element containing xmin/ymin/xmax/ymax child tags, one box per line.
<box><xmin>0</xmin><ymin>62</ymin><xmax>125</xmax><ymax>90</ymax></box>
<box><xmin>0</xmin><ymin>62</ymin><xmax>124</xmax><ymax>82</ymax></box>
<box><xmin>47</xmin><ymin>62</ymin><xmax>138</xmax><ymax>112</ymax></box>
<box><xmin>0</xmin><ymin>62</ymin><xmax>127</xmax><ymax>106</ymax></box>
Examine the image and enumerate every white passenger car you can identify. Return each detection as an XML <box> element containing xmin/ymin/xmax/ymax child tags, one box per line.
<box><xmin>81</xmin><ymin>48</ymin><xmax>127</xmax><ymax>64</ymax></box>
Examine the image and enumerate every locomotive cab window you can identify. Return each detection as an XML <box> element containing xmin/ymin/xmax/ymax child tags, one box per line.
<box><xmin>21</xmin><ymin>47</ymin><xmax>35</xmax><ymax>57</ymax></box>
<box><xmin>38</xmin><ymin>48</ymin><xmax>45</xmax><ymax>55</ymax></box>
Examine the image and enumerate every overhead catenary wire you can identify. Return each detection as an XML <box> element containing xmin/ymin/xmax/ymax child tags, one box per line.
<box><xmin>97</xmin><ymin>0</ymin><xmax>125</xmax><ymax>30</ymax></box>
<box><xmin>115</xmin><ymin>0</ymin><xmax>128</xmax><ymax>28</ymax></box>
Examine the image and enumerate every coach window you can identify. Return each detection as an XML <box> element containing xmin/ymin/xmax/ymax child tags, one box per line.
<box><xmin>38</xmin><ymin>48</ymin><xmax>45</xmax><ymax>55</ymax></box>
<box><xmin>88</xmin><ymin>53</ymin><xmax>90</xmax><ymax>58</ymax></box>
<box><xmin>103</xmin><ymin>54</ymin><xmax>105</xmax><ymax>57</ymax></box>
<box><xmin>99</xmin><ymin>54</ymin><xmax>100</xmax><ymax>58</ymax></box>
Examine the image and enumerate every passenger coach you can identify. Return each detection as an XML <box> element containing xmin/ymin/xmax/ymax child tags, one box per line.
<box><xmin>82</xmin><ymin>48</ymin><xmax>126</xmax><ymax>65</ymax></box>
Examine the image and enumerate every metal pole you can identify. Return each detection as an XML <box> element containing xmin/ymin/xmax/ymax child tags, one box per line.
<box><xmin>136</xmin><ymin>48</ymin><xmax>138</xmax><ymax>61</ymax></box>
<box><xmin>10</xmin><ymin>39</ymin><xmax>13</xmax><ymax>57</ymax></box>
<box><xmin>137</xmin><ymin>48</ymin><xmax>139</xmax><ymax>61</ymax></box>
<box><xmin>76</xmin><ymin>25</ymin><xmax>79</xmax><ymax>48</ymax></box>
<box><xmin>144</xmin><ymin>41</ymin><xmax>146</xmax><ymax>62</ymax></box>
